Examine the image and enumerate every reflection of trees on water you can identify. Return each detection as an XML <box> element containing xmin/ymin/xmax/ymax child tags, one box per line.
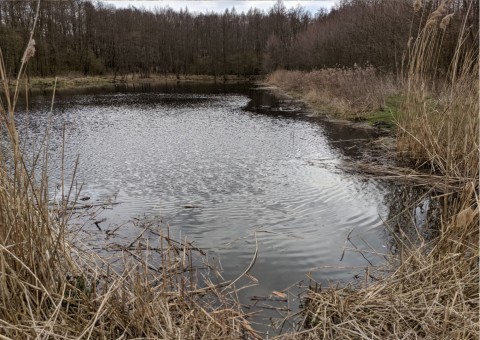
<box><xmin>244</xmin><ymin>89</ymin><xmax>309</xmax><ymax>118</ymax></box>
<box><xmin>244</xmin><ymin>90</ymin><xmax>281</xmax><ymax>114</ymax></box>
<box><xmin>321</xmin><ymin>120</ymin><xmax>376</xmax><ymax>159</ymax></box>
<box><xmin>382</xmin><ymin>184</ymin><xmax>442</xmax><ymax>254</ymax></box>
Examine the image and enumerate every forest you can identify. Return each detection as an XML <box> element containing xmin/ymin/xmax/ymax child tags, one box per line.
<box><xmin>0</xmin><ymin>0</ymin><xmax>477</xmax><ymax>78</ymax></box>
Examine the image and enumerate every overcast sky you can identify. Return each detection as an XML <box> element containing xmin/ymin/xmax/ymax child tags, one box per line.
<box><xmin>102</xmin><ymin>1</ymin><xmax>338</xmax><ymax>15</ymax></box>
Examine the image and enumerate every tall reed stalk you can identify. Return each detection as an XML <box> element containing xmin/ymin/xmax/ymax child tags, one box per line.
<box><xmin>398</xmin><ymin>0</ymin><xmax>479</xmax><ymax>181</ymax></box>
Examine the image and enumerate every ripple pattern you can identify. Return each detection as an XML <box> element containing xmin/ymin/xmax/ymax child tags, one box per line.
<box><xmin>16</xmin><ymin>84</ymin><xmax>394</xmax><ymax>319</ymax></box>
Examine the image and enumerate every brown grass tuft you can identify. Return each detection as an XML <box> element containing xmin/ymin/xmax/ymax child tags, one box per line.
<box><xmin>398</xmin><ymin>1</ymin><xmax>478</xmax><ymax>180</ymax></box>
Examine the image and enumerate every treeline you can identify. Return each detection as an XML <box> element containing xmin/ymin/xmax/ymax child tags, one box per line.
<box><xmin>286</xmin><ymin>0</ymin><xmax>479</xmax><ymax>73</ymax></box>
<box><xmin>0</xmin><ymin>0</ymin><xmax>477</xmax><ymax>77</ymax></box>
<box><xmin>0</xmin><ymin>0</ymin><xmax>313</xmax><ymax>77</ymax></box>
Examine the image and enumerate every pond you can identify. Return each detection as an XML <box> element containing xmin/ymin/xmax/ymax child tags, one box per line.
<box><xmin>13</xmin><ymin>82</ymin><xmax>427</xmax><ymax>335</ymax></box>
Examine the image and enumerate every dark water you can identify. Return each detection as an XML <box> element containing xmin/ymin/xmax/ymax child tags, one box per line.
<box><xmin>11</xmin><ymin>82</ymin><xmax>430</xmax><ymax>335</ymax></box>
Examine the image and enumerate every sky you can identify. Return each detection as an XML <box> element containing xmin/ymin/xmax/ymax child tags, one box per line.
<box><xmin>102</xmin><ymin>0</ymin><xmax>338</xmax><ymax>15</ymax></box>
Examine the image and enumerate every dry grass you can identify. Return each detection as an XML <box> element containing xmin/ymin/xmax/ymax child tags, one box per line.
<box><xmin>0</xmin><ymin>16</ymin><xmax>256</xmax><ymax>339</ymax></box>
<box><xmin>397</xmin><ymin>4</ymin><xmax>478</xmax><ymax>181</ymax></box>
<box><xmin>266</xmin><ymin>66</ymin><xmax>399</xmax><ymax>119</ymax></box>
<box><xmin>280</xmin><ymin>1</ymin><xmax>479</xmax><ymax>339</ymax></box>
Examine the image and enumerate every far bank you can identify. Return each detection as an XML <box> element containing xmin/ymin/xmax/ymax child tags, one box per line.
<box><xmin>264</xmin><ymin>68</ymin><xmax>403</xmax><ymax>130</ymax></box>
<box><xmin>10</xmin><ymin>73</ymin><xmax>261</xmax><ymax>91</ymax></box>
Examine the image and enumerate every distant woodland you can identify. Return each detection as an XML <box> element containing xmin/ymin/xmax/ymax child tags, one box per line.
<box><xmin>0</xmin><ymin>0</ymin><xmax>477</xmax><ymax>77</ymax></box>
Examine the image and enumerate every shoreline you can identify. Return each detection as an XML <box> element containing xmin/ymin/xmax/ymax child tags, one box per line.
<box><xmin>5</xmin><ymin>70</ymin><xmax>477</xmax><ymax>340</ymax></box>
<box><xmin>11</xmin><ymin>73</ymin><xmax>261</xmax><ymax>91</ymax></box>
<box><xmin>256</xmin><ymin>80</ymin><xmax>398</xmax><ymax>165</ymax></box>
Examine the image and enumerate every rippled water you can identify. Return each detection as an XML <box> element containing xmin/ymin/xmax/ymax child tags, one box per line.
<box><xmin>13</xmin><ymin>82</ymin><xmax>424</xmax><ymax>333</ymax></box>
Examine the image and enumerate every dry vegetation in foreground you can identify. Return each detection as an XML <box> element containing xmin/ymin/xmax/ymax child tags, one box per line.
<box><xmin>0</xmin><ymin>30</ymin><xmax>257</xmax><ymax>340</ymax></box>
<box><xmin>278</xmin><ymin>1</ymin><xmax>479</xmax><ymax>339</ymax></box>
<box><xmin>266</xmin><ymin>66</ymin><xmax>400</xmax><ymax>120</ymax></box>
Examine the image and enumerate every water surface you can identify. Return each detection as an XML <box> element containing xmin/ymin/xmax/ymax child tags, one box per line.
<box><xmin>14</xmin><ymin>82</ymin><xmax>423</xmax><ymax>333</ymax></box>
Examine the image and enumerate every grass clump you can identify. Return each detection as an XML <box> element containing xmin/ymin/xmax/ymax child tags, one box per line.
<box><xmin>367</xmin><ymin>94</ymin><xmax>404</xmax><ymax>128</ymax></box>
<box><xmin>266</xmin><ymin>66</ymin><xmax>400</xmax><ymax>120</ymax></box>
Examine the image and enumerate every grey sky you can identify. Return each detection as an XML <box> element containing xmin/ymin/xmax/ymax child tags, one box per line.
<box><xmin>102</xmin><ymin>1</ymin><xmax>338</xmax><ymax>15</ymax></box>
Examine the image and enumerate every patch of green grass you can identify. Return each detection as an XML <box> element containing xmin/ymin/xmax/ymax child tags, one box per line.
<box><xmin>367</xmin><ymin>94</ymin><xmax>404</xmax><ymax>128</ymax></box>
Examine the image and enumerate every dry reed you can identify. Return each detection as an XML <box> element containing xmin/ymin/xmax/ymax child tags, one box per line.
<box><xmin>398</xmin><ymin>0</ymin><xmax>478</xmax><ymax>181</ymax></box>
<box><xmin>0</xmin><ymin>6</ymin><xmax>256</xmax><ymax>338</ymax></box>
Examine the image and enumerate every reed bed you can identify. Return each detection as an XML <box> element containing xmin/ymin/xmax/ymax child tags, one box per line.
<box><xmin>266</xmin><ymin>66</ymin><xmax>399</xmax><ymax>119</ymax></box>
<box><xmin>284</xmin><ymin>1</ymin><xmax>479</xmax><ymax>339</ymax></box>
<box><xmin>397</xmin><ymin>3</ymin><xmax>479</xmax><ymax>181</ymax></box>
<box><xmin>341</xmin><ymin>160</ymin><xmax>466</xmax><ymax>192</ymax></box>
<box><xmin>0</xmin><ymin>26</ymin><xmax>256</xmax><ymax>340</ymax></box>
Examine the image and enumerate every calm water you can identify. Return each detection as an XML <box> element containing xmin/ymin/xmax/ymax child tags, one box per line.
<box><xmin>13</xmin><ymin>82</ymin><xmax>427</xmax><ymax>334</ymax></box>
